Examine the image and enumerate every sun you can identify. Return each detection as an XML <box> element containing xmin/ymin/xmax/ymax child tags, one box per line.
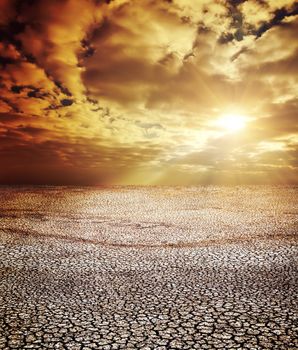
<box><xmin>216</xmin><ymin>113</ymin><xmax>247</xmax><ymax>132</ymax></box>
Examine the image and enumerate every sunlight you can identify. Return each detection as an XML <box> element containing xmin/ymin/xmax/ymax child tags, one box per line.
<box><xmin>216</xmin><ymin>114</ymin><xmax>247</xmax><ymax>132</ymax></box>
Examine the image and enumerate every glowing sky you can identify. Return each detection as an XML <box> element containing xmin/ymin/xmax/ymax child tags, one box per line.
<box><xmin>0</xmin><ymin>0</ymin><xmax>297</xmax><ymax>185</ymax></box>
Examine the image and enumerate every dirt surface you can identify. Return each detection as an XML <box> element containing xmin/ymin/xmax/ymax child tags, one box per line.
<box><xmin>0</xmin><ymin>186</ymin><xmax>297</xmax><ymax>349</ymax></box>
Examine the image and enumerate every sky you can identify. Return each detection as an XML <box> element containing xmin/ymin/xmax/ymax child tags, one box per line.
<box><xmin>0</xmin><ymin>0</ymin><xmax>297</xmax><ymax>185</ymax></box>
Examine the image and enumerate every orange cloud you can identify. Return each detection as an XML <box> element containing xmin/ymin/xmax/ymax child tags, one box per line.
<box><xmin>0</xmin><ymin>0</ymin><xmax>297</xmax><ymax>184</ymax></box>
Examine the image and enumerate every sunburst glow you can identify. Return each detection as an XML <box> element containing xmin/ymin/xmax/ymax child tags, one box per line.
<box><xmin>216</xmin><ymin>114</ymin><xmax>247</xmax><ymax>132</ymax></box>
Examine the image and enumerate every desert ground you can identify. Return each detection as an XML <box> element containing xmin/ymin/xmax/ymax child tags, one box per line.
<box><xmin>0</xmin><ymin>186</ymin><xmax>297</xmax><ymax>349</ymax></box>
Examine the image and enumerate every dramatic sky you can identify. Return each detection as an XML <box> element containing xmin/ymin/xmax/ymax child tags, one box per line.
<box><xmin>0</xmin><ymin>0</ymin><xmax>297</xmax><ymax>185</ymax></box>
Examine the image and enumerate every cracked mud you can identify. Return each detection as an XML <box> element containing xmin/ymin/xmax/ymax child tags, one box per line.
<box><xmin>0</xmin><ymin>186</ymin><xmax>297</xmax><ymax>349</ymax></box>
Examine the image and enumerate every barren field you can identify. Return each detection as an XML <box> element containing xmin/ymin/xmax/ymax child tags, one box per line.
<box><xmin>0</xmin><ymin>186</ymin><xmax>297</xmax><ymax>349</ymax></box>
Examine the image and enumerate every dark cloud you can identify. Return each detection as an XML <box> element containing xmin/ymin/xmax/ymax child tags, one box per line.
<box><xmin>61</xmin><ymin>99</ymin><xmax>74</xmax><ymax>107</ymax></box>
<box><xmin>0</xmin><ymin>55</ymin><xmax>16</xmax><ymax>67</ymax></box>
<box><xmin>0</xmin><ymin>124</ymin><xmax>164</xmax><ymax>184</ymax></box>
<box><xmin>254</xmin><ymin>3</ymin><xmax>298</xmax><ymax>37</ymax></box>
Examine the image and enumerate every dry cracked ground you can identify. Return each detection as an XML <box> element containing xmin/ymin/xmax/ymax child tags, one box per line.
<box><xmin>0</xmin><ymin>186</ymin><xmax>297</xmax><ymax>350</ymax></box>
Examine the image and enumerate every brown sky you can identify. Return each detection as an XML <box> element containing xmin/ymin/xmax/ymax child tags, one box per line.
<box><xmin>0</xmin><ymin>0</ymin><xmax>297</xmax><ymax>185</ymax></box>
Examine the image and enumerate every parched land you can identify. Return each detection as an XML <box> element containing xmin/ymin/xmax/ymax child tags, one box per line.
<box><xmin>0</xmin><ymin>186</ymin><xmax>297</xmax><ymax>349</ymax></box>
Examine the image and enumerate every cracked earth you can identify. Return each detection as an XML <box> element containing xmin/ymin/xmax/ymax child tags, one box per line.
<box><xmin>0</xmin><ymin>186</ymin><xmax>297</xmax><ymax>349</ymax></box>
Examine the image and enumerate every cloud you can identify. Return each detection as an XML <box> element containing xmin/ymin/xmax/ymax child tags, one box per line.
<box><xmin>0</xmin><ymin>0</ymin><xmax>297</xmax><ymax>184</ymax></box>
